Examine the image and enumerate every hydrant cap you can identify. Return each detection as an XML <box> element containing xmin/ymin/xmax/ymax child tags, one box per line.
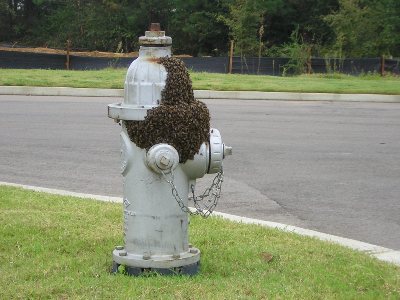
<box><xmin>139</xmin><ymin>23</ymin><xmax>172</xmax><ymax>46</ymax></box>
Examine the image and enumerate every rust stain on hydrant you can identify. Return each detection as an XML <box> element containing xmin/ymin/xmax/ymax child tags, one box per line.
<box><xmin>147</xmin><ymin>57</ymin><xmax>161</xmax><ymax>63</ymax></box>
<box><xmin>149</xmin><ymin>23</ymin><xmax>161</xmax><ymax>31</ymax></box>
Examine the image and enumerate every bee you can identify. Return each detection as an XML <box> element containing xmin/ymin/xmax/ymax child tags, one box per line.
<box><xmin>125</xmin><ymin>57</ymin><xmax>210</xmax><ymax>163</ymax></box>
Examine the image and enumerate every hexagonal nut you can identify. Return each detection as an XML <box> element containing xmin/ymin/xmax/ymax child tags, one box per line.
<box><xmin>159</xmin><ymin>155</ymin><xmax>170</xmax><ymax>167</ymax></box>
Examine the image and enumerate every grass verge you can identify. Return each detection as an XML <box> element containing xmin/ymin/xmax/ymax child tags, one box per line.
<box><xmin>0</xmin><ymin>68</ymin><xmax>399</xmax><ymax>95</ymax></box>
<box><xmin>0</xmin><ymin>186</ymin><xmax>399</xmax><ymax>299</ymax></box>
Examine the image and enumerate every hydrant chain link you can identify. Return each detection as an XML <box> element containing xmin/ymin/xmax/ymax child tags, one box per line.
<box><xmin>191</xmin><ymin>168</ymin><xmax>224</xmax><ymax>217</ymax></box>
<box><xmin>160</xmin><ymin>170</ymin><xmax>192</xmax><ymax>214</ymax></box>
<box><xmin>160</xmin><ymin>169</ymin><xmax>224</xmax><ymax>218</ymax></box>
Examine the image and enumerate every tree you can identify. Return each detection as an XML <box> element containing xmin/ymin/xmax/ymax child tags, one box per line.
<box><xmin>279</xmin><ymin>26</ymin><xmax>313</xmax><ymax>75</ymax></box>
<box><xmin>266</xmin><ymin>0</ymin><xmax>338</xmax><ymax>53</ymax></box>
<box><xmin>220</xmin><ymin>0</ymin><xmax>283</xmax><ymax>56</ymax></box>
<box><xmin>324</xmin><ymin>0</ymin><xmax>400</xmax><ymax>57</ymax></box>
<box><xmin>0</xmin><ymin>0</ymin><xmax>14</xmax><ymax>41</ymax></box>
<box><xmin>1</xmin><ymin>0</ymin><xmax>399</xmax><ymax>58</ymax></box>
<box><xmin>168</xmin><ymin>0</ymin><xmax>230</xmax><ymax>56</ymax></box>
<box><xmin>18</xmin><ymin>0</ymin><xmax>142</xmax><ymax>51</ymax></box>
<box><xmin>368</xmin><ymin>0</ymin><xmax>400</xmax><ymax>57</ymax></box>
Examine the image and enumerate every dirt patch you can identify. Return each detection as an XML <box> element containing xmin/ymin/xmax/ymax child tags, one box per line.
<box><xmin>0</xmin><ymin>46</ymin><xmax>138</xmax><ymax>58</ymax></box>
<box><xmin>0</xmin><ymin>46</ymin><xmax>192</xmax><ymax>58</ymax></box>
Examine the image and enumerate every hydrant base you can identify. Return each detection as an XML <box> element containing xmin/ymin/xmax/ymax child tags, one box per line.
<box><xmin>111</xmin><ymin>261</ymin><xmax>200</xmax><ymax>276</ymax></box>
<box><xmin>111</xmin><ymin>247</ymin><xmax>200</xmax><ymax>275</ymax></box>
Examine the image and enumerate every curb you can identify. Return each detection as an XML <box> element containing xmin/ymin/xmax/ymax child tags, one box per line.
<box><xmin>0</xmin><ymin>86</ymin><xmax>122</xmax><ymax>97</ymax></box>
<box><xmin>1</xmin><ymin>86</ymin><xmax>400</xmax><ymax>103</ymax></box>
<box><xmin>195</xmin><ymin>90</ymin><xmax>400</xmax><ymax>103</ymax></box>
<box><xmin>1</xmin><ymin>181</ymin><xmax>399</xmax><ymax>267</ymax></box>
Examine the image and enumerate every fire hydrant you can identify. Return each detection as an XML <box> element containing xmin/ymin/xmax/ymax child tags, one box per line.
<box><xmin>108</xmin><ymin>24</ymin><xmax>232</xmax><ymax>275</ymax></box>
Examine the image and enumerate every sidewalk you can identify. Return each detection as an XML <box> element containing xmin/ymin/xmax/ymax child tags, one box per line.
<box><xmin>1</xmin><ymin>85</ymin><xmax>400</xmax><ymax>102</ymax></box>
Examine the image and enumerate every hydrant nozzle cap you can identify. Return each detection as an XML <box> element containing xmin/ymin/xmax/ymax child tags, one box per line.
<box><xmin>139</xmin><ymin>24</ymin><xmax>172</xmax><ymax>46</ymax></box>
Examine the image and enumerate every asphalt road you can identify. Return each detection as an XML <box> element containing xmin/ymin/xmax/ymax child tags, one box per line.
<box><xmin>1</xmin><ymin>95</ymin><xmax>399</xmax><ymax>250</ymax></box>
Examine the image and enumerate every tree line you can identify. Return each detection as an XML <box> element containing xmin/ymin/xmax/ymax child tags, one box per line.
<box><xmin>0</xmin><ymin>0</ymin><xmax>399</xmax><ymax>59</ymax></box>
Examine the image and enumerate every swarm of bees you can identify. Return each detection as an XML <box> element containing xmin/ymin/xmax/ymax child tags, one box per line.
<box><xmin>125</xmin><ymin>57</ymin><xmax>210</xmax><ymax>163</ymax></box>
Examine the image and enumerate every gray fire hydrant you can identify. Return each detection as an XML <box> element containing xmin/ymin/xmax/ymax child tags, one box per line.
<box><xmin>108</xmin><ymin>24</ymin><xmax>232</xmax><ymax>275</ymax></box>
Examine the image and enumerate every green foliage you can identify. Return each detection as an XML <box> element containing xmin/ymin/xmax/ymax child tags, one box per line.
<box><xmin>24</xmin><ymin>0</ymin><xmax>140</xmax><ymax>51</ymax></box>
<box><xmin>220</xmin><ymin>0</ymin><xmax>283</xmax><ymax>56</ymax></box>
<box><xmin>219</xmin><ymin>0</ymin><xmax>260</xmax><ymax>56</ymax></box>
<box><xmin>169</xmin><ymin>0</ymin><xmax>230</xmax><ymax>56</ymax></box>
<box><xmin>1</xmin><ymin>0</ymin><xmax>399</xmax><ymax>57</ymax></box>
<box><xmin>278</xmin><ymin>27</ymin><xmax>312</xmax><ymax>75</ymax></box>
<box><xmin>324</xmin><ymin>0</ymin><xmax>400</xmax><ymax>57</ymax></box>
<box><xmin>0</xmin><ymin>0</ymin><xmax>14</xmax><ymax>41</ymax></box>
<box><xmin>266</xmin><ymin>0</ymin><xmax>338</xmax><ymax>50</ymax></box>
<box><xmin>324</xmin><ymin>56</ymin><xmax>345</xmax><ymax>74</ymax></box>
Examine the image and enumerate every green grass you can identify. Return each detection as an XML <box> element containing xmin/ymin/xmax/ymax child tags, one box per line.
<box><xmin>1</xmin><ymin>68</ymin><xmax>400</xmax><ymax>95</ymax></box>
<box><xmin>0</xmin><ymin>68</ymin><xmax>126</xmax><ymax>89</ymax></box>
<box><xmin>1</xmin><ymin>186</ymin><xmax>399</xmax><ymax>299</ymax></box>
<box><xmin>191</xmin><ymin>72</ymin><xmax>400</xmax><ymax>95</ymax></box>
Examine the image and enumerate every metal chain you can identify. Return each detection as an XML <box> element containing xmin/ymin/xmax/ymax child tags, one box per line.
<box><xmin>160</xmin><ymin>168</ymin><xmax>224</xmax><ymax>218</ymax></box>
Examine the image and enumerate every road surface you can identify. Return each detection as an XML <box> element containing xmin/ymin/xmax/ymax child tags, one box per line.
<box><xmin>1</xmin><ymin>95</ymin><xmax>399</xmax><ymax>250</ymax></box>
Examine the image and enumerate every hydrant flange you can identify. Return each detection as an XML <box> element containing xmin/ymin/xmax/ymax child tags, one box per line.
<box><xmin>112</xmin><ymin>246</ymin><xmax>200</xmax><ymax>269</ymax></box>
<box><xmin>108</xmin><ymin>103</ymin><xmax>156</xmax><ymax>121</ymax></box>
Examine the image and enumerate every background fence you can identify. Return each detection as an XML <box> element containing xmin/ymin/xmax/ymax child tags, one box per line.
<box><xmin>230</xmin><ymin>56</ymin><xmax>399</xmax><ymax>75</ymax></box>
<box><xmin>0</xmin><ymin>50</ymin><xmax>399</xmax><ymax>75</ymax></box>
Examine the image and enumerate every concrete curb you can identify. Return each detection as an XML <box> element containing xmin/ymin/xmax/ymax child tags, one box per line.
<box><xmin>1</xmin><ymin>181</ymin><xmax>399</xmax><ymax>266</ymax></box>
<box><xmin>195</xmin><ymin>90</ymin><xmax>400</xmax><ymax>103</ymax></box>
<box><xmin>0</xmin><ymin>181</ymin><xmax>121</xmax><ymax>203</ymax></box>
<box><xmin>0</xmin><ymin>86</ymin><xmax>123</xmax><ymax>97</ymax></box>
<box><xmin>1</xmin><ymin>86</ymin><xmax>400</xmax><ymax>103</ymax></box>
